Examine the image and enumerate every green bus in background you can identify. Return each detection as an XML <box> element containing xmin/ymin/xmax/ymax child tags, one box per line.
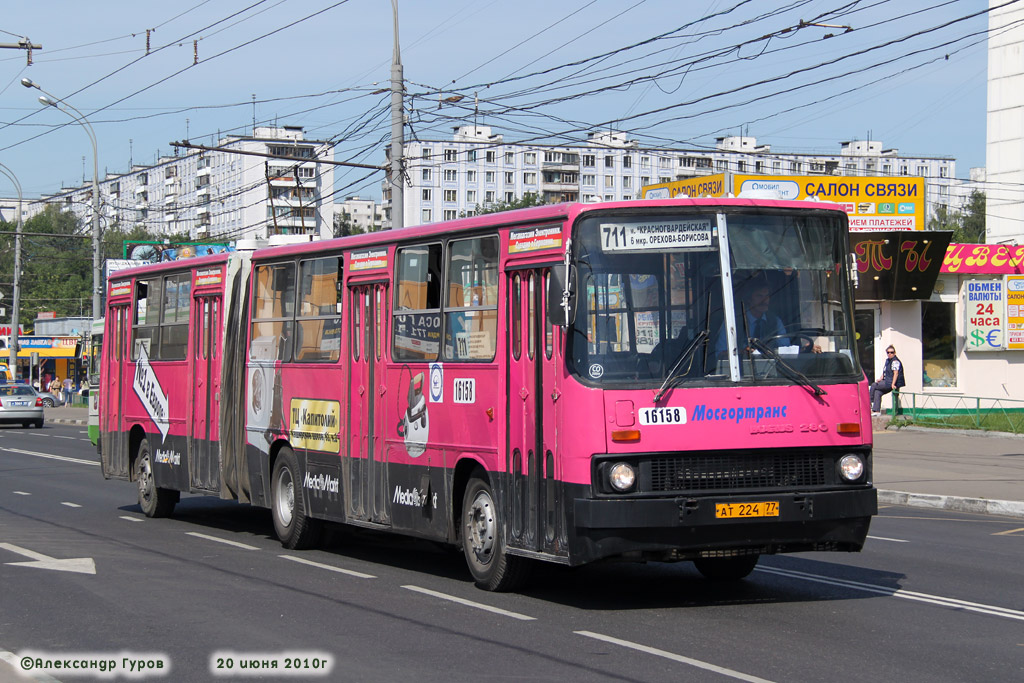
<box><xmin>87</xmin><ymin>317</ymin><xmax>103</xmax><ymax>448</ymax></box>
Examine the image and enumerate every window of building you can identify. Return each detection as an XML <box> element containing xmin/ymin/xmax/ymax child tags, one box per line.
<box><xmin>623</xmin><ymin>195</ymin><xmax>632</xmax><ymax>201</ymax></box>
<box><xmin>505</xmin><ymin>191</ymin><xmax>515</xmax><ymax>203</ymax></box>
<box><xmin>422</xmin><ymin>148</ymin><xmax>431</xmax><ymax>159</ymax></box>
<box><xmin>505</xmin><ymin>151</ymin><xmax>514</xmax><ymax>164</ymax></box>
<box><xmin>524</xmin><ymin>152</ymin><xmax>536</xmax><ymax>164</ymax></box>
<box><xmin>444</xmin><ymin>189</ymin><xmax>457</xmax><ymax>202</ymax></box>
<box><xmin>641</xmin><ymin>176</ymin><xmax>651</xmax><ymax>186</ymax></box>
<box><xmin>422</xmin><ymin>189</ymin><xmax>432</xmax><ymax>201</ymax></box>
<box><xmin>444</xmin><ymin>209</ymin><xmax>458</xmax><ymax>220</ymax></box>
<box><xmin>582</xmin><ymin>174</ymin><xmax>596</xmax><ymax>186</ymax></box>
<box><xmin>736</xmin><ymin>160</ymin><xmax>746</xmax><ymax>172</ymax></box>
<box><xmin>917</xmin><ymin>165</ymin><xmax>928</xmax><ymax>176</ymax></box>
<box><xmin>422</xmin><ymin>208</ymin><xmax>432</xmax><ymax>223</ymax></box>
<box><xmin>604</xmin><ymin>175</ymin><xmax>614</xmax><ymax>186</ymax></box>
<box><xmin>604</xmin><ymin>155</ymin><xmax>614</xmax><ymax>168</ymax></box>
<box><xmin>523</xmin><ymin>172</ymin><xmax>537</xmax><ymax>185</ymax></box>
<box><xmin>623</xmin><ymin>156</ymin><xmax>632</xmax><ymax>169</ymax></box>
<box><xmin>659</xmin><ymin>176</ymin><xmax>672</xmax><ymax>184</ymax></box>
<box><xmin>393</xmin><ymin>243</ymin><xmax>443</xmax><ymax>361</ymax></box>
<box><xmin>467</xmin><ymin>170</ymin><xmax>476</xmax><ymax>182</ymax></box>
<box><xmin>486</xmin><ymin>171</ymin><xmax>495</xmax><ymax>183</ymax></box>
<box><xmin>505</xmin><ymin>172</ymin><xmax>514</xmax><ymax>184</ymax></box>
<box><xmin>583</xmin><ymin>155</ymin><xmax>596</xmax><ymax>167</ymax></box>
<box><xmin>485</xmin><ymin>190</ymin><xmax>495</xmax><ymax>203</ymax></box>
<box><xmin>582</xmin><ymin>194</ymin><xmax>596</xmax><ymax>202</ymax></box>
<box><xmin>640</xmin><ymin>156</ymin><xmax>650</xmax><ymax>169</ymax></box>
<box><xmin>422</xmin><ymin>168</ymin><xmax>431</xmax><ymax>181</ymax></box>
<box><xmin>467</xmin><ymin>190</ymin><xmax>477</xmax><ymax>203</ymax></box>
<box><xmin>467</xmin><ymin>150</ymin><xmax>476</xmax><ymax>162</ymax></box>
<box><xmin>622</xmin><ymin>176</ymin><xmax>632</xmax><ymax>189</ymax></box>
<box><xmin>294</xmin><ymin>257</ymin><xmax>343</xmax><ymax>363</ymax></box>
<box><xmin>444</xmin><ymin>149</ymin><xmax>457</xmax><ymax>161</ymax></box>
<box><xmin>444</xmin><ymin>169</ymin><xmax>457</xmax><ymax>182</ymax></box>
<box><xmin>604</xmin><ymin>194</ymin><xmax>615</xmax><ymax>202</ymax></box>
<box><xmin>486</xmin><ymin>151</ymin><xmax>496</xmax><ymax>163</ymax></box>
<box><xmin>660</xmin><ymin>157</ymin><xmax>672</xmax><ymax>168</ymax></box>
<box><xmin>922</xmin><ymin>301</ymin><xmax>956</xmax><ymax>388</ymax></box>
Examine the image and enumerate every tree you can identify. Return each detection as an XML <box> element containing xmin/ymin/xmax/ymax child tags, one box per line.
<box><xmin>926</xmin><ymin>190</ymin><xmax>986</xmax><ymax>244</ymax></box>
<box><xmin>333</xmin><ymin>211</ymin><xmax>365</xmax><ymax>238</ymax></box>
<box><xmin>956</xmin><ymin>190</ymin><xmax>986</xmax><ymax>243</ymax></box>
<box><xmin>459</xmin><ymin>193</ymin><xmax>547</xmax><ymax>217</ymax></box>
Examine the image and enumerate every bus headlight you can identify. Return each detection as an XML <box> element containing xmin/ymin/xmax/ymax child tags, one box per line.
<box><xmin>609</xmin><ymin>462</ymin><xmax>636</xmax><ymax>492</ymax></box>
<box><xmin>839</xmin><ymin>454</ymin><xmax>865</xmax><ymax>482</ymax></box>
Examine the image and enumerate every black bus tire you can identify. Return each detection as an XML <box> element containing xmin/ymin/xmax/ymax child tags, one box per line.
<box><xmin>461</xmin><ymin>476</ymin><xmax>530</xmax><ymax>592</ymax></box>
<box><xmin>694</xmin><ymin>554</ymin><xmax>759</xmax><ymax>581</ymax></box>
<box><xmin>136</xmin><ymin>438</ymin><xmax>179</xmax><ymax>518</ymax></box>
<box><xmin>271</xmin><ymin>446</ymin><xmax>321</xmax><ymax>550</ymax></box>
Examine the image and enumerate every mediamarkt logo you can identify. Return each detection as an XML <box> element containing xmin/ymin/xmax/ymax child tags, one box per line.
<box><xmin>303</xmin><ymin>472</ymin><xmax>339</xmax><ymax>494</ymax></box>
<box><xmin>393</xmin><ymin>485</ymin><xmax>438</xmax><ymax>509</ymax></box>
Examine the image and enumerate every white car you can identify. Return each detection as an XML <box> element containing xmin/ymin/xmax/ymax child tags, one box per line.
<box><xmin>0</xmin><ymin>384</ymin><xmax>44</xmax><ymax>428</ymax></box>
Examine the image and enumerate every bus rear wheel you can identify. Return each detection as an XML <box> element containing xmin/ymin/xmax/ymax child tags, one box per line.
<box><xmin>693</xmin><ymin>554</ymin><xmax>759</xmax><ymax>581</ymax></box>
<box><xmin>271</xmin><ymin>446</ymin><xmax>321</xmax><ymax>550</ymax></box>
<box><xmin>461</xmin><ymin>476</ymin><xmax>530</xmax><ymax>592</ymax></box>
<box><xmin>136</xmin><ymin>438</ymin><xmax>179</xmax><ymax>518</ymax></box>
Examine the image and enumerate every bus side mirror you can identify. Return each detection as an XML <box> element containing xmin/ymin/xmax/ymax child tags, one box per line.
<box><xmin>547</xmin><ymin>264</ymin><xmax>576</xmax><ymax>326</ymax></box>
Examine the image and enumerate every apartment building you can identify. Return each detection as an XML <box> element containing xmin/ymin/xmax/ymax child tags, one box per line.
<box><xmin>384</xmin><ymin>126</ymin><xmax>967</xmax><ymax>229</ymax></box>
<box><xmin>21</xmin><ymin>126</ymin><xmax>335</xmax><ymax>243</ymax></box>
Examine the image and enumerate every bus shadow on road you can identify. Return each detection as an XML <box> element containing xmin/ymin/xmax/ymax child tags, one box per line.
<box><xmin>519</xmin><ymin>555</ymin><xmax>907</xmax><ymax>611</ymax></box>
<box><xmin>122</xmin><ymin>496</ymin><xmax>906</xmax><ymax>608</ymax></box>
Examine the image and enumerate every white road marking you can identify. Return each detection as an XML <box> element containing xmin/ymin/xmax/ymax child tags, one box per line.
<box><xmin>575</xmin><ymin>631</ymin><xmax>774</xmax><ymax>682</ymax></box>
<box><xmin>14</xmin><ymin>491</ymin><xmax>30</xmax><ymax>496</ymax></box>
<box><xmin>185</xmin><ymin>532</ymin><xmax>259</xmax><ymax>550</ymax></box>
<box><xmin>757</xmin><ymin>566</ymin><xmax>1024</xmax><ymax>622</ymax></box>
<box><xmin>867</xmin><ymin>535</ymin><xmax>909</xmax><ymax>543</ymax></box>
<box><xmin>2</xmin><ymin>448</ymin><xmax>98</xmax><ymax>467</ymax></box>
<box><xmin>0</xmin><ymin>649</ymin><xmax>61</xmax><ymax>682</ymax></box>
<box><xmin>52</xmin><ymin>436</ymin><xmax>78</xmax><ymax>440</ymax></box>
<box><xmin>119</xmin><ymin>516</ymin><xmax>143</xmax><ymax>523</ymax></box>
<box><xmin>279</xmin><ymin>554</ymin><xmax>376</xmax><ymax>579</ymax></box>
<box><xmin>0</xmin><ymin>542</ymin><xmax>96</xmax><ymax>575</ymax></box>
<box><xmin>60</xmin><ymin>502</ymin><xmax>82</xmax><ymax>508</ymax></box>
<box><xmin>402</xmin><ymin>585</ymin><xmax>536</xmax><ymax>621</ymax></box>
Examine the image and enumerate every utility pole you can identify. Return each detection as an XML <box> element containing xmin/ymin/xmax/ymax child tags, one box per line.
<box><xmin>390</xmin><ymin>0</ymin><xmax>404</xmax><ymax>230</ymax></box>
<box><xmin>0</xmin><ymin>164</ymin><xmax>24</xmax><ymax>380</ymax></box>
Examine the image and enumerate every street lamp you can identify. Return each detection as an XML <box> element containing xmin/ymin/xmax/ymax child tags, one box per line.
<box><xmin>0</xmin><ymin>162</ymin><xmax>24</xmax><ymax>380</ymax></box>
<box><xmin>21</xmin><ymin>77</ymin><xmax>102</xmax><ymax>326</ymax></box>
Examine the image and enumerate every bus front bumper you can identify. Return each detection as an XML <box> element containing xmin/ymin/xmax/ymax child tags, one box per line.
<box><xmin>570</xmin><ymin>487</ymin><xmax>877</xmax><ymax>565</ymax></box>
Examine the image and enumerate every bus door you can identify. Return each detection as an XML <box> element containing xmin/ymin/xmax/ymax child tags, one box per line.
<box><xmin>104</xmin><ymin>305</ymin><xmax>131</xmax><ymax>478</ymax></box>
<box><xmin>507</xmin><ymin>268</ymin><xmax>562</xmax><ymax>554</ymax></box>
<box><xmin>346</xmin><ymin>282</ymin><xmax>390</xmax><ymax>525</ymax></box>
<box><xmin>189</xmin><ymin>295</ymin><xmax>221</xmax><ymax>492</ymax></box>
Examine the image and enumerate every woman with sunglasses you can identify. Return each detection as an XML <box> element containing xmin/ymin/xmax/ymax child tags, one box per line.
<box><xmin>870</xmin><ymin>346</ymin><xmax>905</xmax><ymax>416</ymax></box>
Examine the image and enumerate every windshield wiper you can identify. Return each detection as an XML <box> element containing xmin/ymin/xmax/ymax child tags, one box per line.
<box><xmin>747</xmin><ymin>338</ymin><xmax>827</xmax><ymax>397</ymax></box>
<box><xmin>654</xmin><ymin>288</ymin><xmax>714</xmax><ymax>403</ymax></box>
<box><xmin>653</xmin><ymin>329</ymin><xmax>708</xmax><ymax>403</ymax></box>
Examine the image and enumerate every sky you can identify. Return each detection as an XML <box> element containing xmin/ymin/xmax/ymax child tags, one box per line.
<box><xmin>0</xmin><ymin>0</ymin><xmax>996</xmax><ymax>203</ymax></box>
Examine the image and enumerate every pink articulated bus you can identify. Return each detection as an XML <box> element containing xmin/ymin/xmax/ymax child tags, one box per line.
<box><xmin>99</xmin><ymin>197</ymin><xmax>876</xmax><ymax>591</ymax></box>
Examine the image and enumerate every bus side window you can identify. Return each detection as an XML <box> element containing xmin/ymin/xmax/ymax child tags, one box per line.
<box><xmin>444</xmin><ymin>235</ymin><xmax>498</xmax><ymax>361</ymax></box>
<box><xmin>393</xmin><ymin>243</ymin><xmax>442</xmax><ymax>362</ymax></box>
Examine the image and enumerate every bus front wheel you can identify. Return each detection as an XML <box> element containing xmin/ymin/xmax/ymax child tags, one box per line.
<box><xmin>693</xmin><ymin>554</ymin><xmax>759</xmax><ymax>581</ymax></box>
<box><xmin>461</xmin><ymin>476</ymin><xmax>530</xmax><ymax>592</ymax></box>
<box><xmin>271</xmin><ymin>446</ymin><xmax>321</xmax><ymax>550</ymax></box>
<box><xmin>136</xmin><ymin>438</ymin><xmax>179</xmax><ymax>518</ymax></box>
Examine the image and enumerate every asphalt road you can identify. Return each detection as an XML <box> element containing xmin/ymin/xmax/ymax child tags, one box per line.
<box><xmin>1</xmin><ymin>423</ymin><xmax>1022</xmax><ymax>682</ymax></box>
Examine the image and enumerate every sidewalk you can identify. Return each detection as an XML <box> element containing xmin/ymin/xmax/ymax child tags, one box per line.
<box><xmin>872</xmin><ymin>416</ymin><xmax>1024</xmax><ymax>518</ymax></box>
<box><xmin>42</xmin><ymin>407</ymin><xmax>1024</xmax><ymax>518</ymax></box>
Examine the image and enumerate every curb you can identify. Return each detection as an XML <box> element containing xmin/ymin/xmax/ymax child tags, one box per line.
<box><xmin>49</xmin><ymin>418</ymin><xmax>87</xmax><ymax>426</ymax></box>
<box><xmin>878</xmin><ymin>489</ymin><xmax>1024</xmax><ymax>519</ymax></box>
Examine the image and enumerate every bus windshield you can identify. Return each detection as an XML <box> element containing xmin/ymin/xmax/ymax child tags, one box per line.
<box><xmin>568</xmin><ymin>208</ymin><xmax>861</xmax><ymax>388</ymax></box>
